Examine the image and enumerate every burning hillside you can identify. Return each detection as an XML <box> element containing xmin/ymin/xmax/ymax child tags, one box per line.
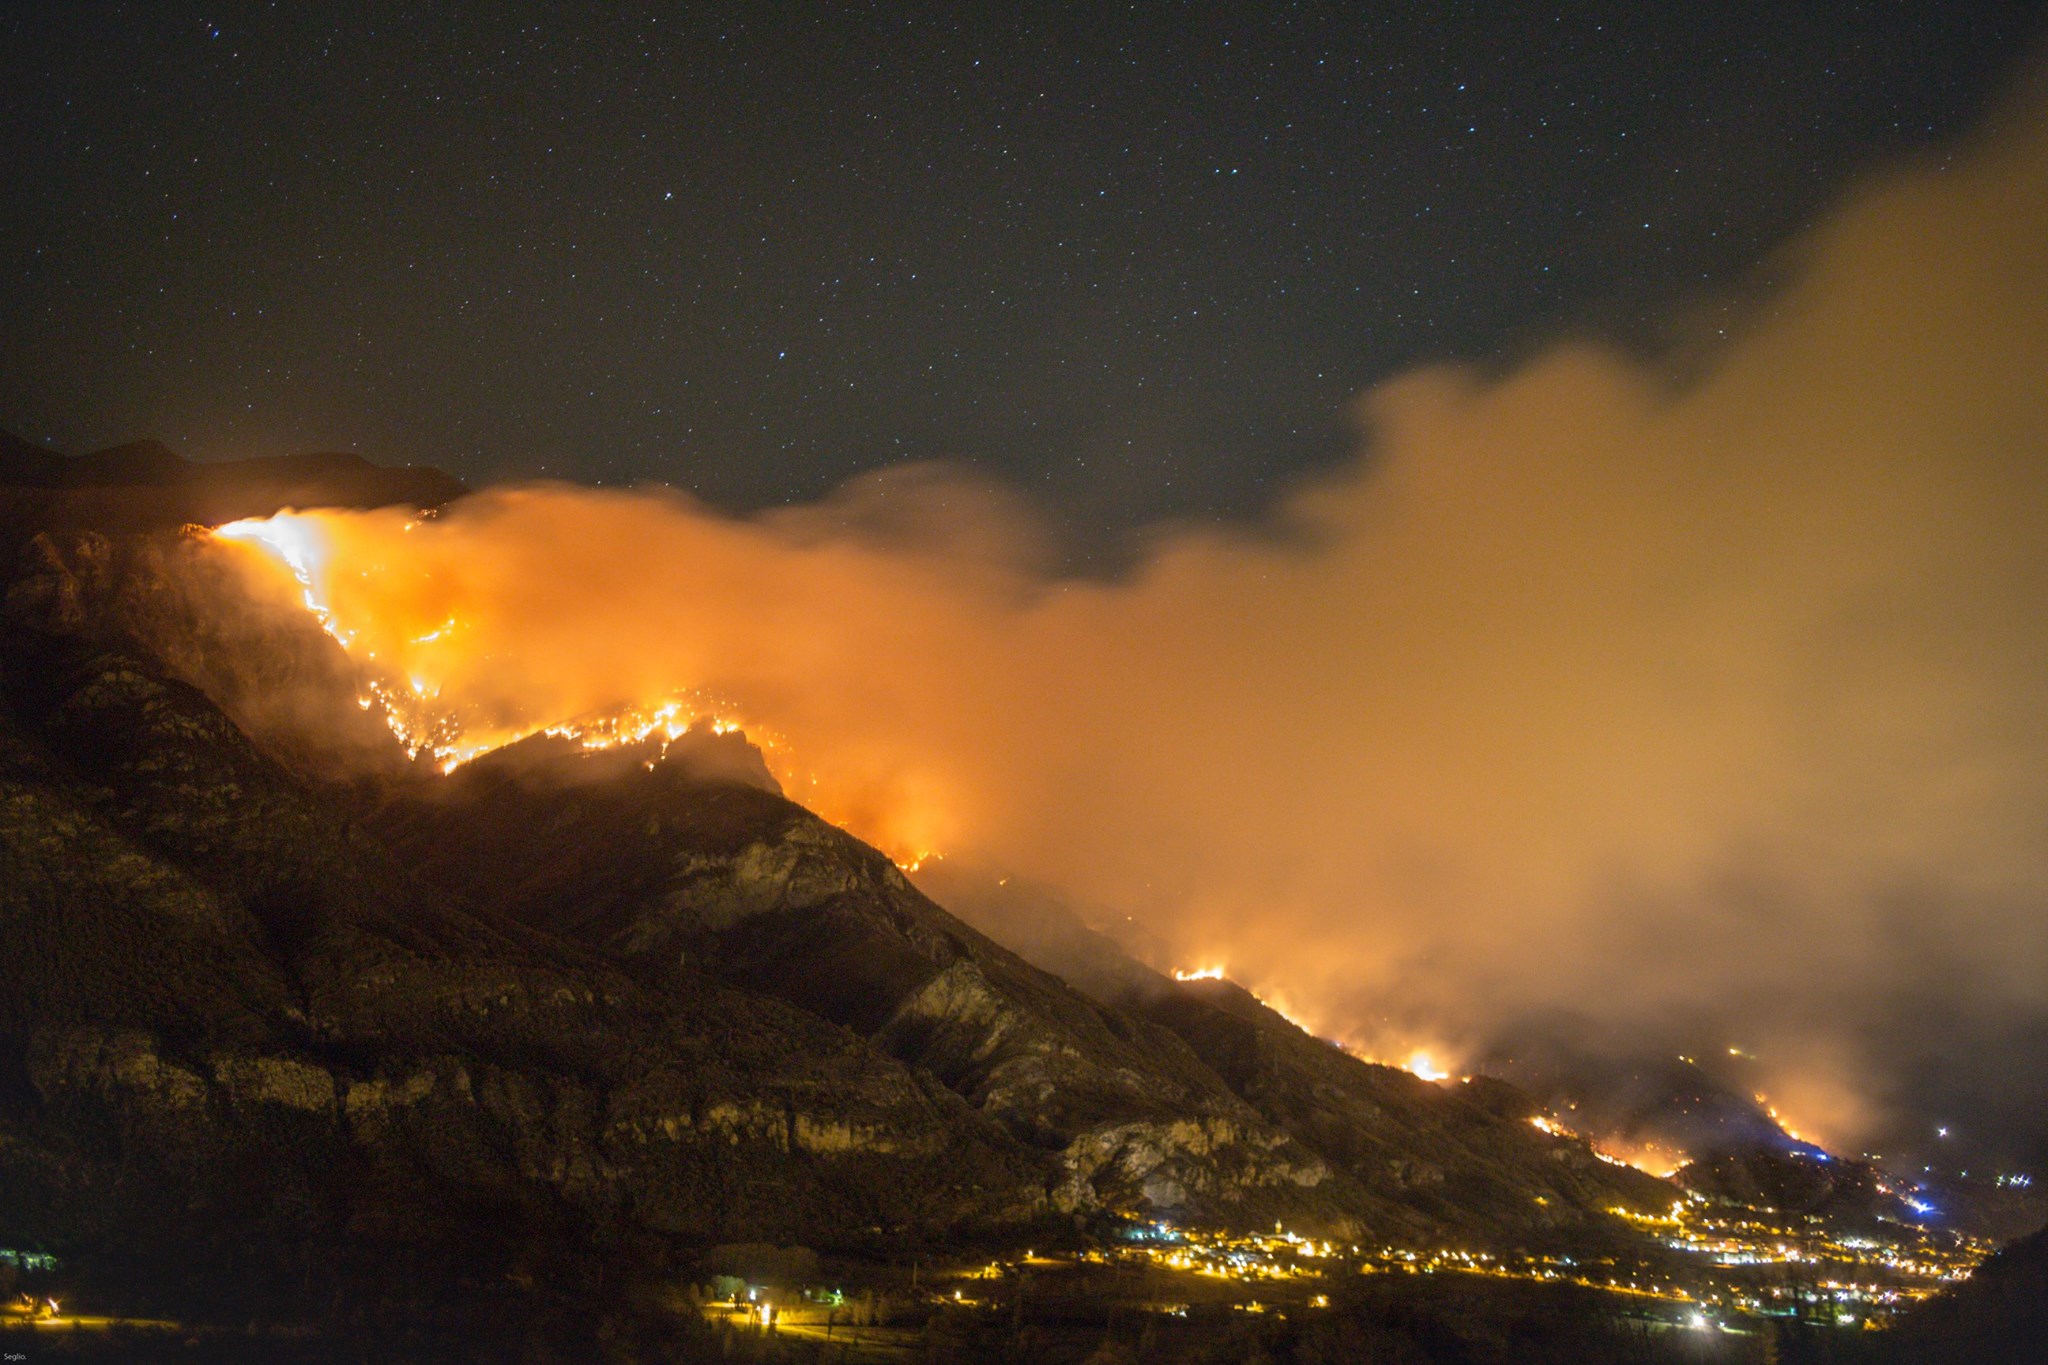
<box><xmin>187</xmin><ymin>80</ymin><xmax>2048</xmax><ymax>1176</ymax></box>
<box><xmin>210</xmin><ymin>501</ymin><xmax>948</xmax><ymax>867</ymax></box>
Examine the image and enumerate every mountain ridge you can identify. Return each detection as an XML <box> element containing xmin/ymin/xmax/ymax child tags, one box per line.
<box><xmin>0</xmin><ymin>430</ymin><xmax>466</xmax><ymax>569</ymax></box>
<box><xmin>3</xmin><ymin>439</ymin><xmax>2021</xmax><ymax>1353</ymax></box>
<box><xmin>0</xmin><ymin>443</ymin><xmax>1675</xmax><ymax>1255</ymax></box>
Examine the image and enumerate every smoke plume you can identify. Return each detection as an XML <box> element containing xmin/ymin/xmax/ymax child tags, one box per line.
<box><xmin>220</xmin><ymin>76</ymin><xmax>2048</xmax><ymax>1163</ymax></box>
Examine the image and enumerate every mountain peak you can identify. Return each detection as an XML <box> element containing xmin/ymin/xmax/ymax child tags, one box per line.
<box><xmin>0</xmin><ymin>436</ymin><xmax>466</xmax><ymax>546</ymax></box>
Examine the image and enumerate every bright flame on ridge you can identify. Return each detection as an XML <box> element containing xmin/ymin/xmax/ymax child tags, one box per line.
<box><xmin>210</xmin><ymin>511</ymin><xmax>935</xmax><ymax>866</ymax></box>
<box><xmin>1526</xmin><ymin>1114</ymin><xmax>1689</xmax><ymax>1178</ymax></box>
<box><xmin>1170</xmin><ymin>963</ymin><xmax>1470</xmax><ymax>1088</ymax></box>
<box><xmin>215</xmin><ymin>515</ymin><xmax>347</xmax><ymax>641</ymax></box>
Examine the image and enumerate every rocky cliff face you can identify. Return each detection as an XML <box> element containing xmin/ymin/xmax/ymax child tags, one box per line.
<box><xmin>0</xmin><ymin>442</ymin><xmax>1689</xmax><ymax>1330</ymax></box>
<box><xmin>0</xmin><ymin>506</ymin><xmax>1048</xmax><ymax>1328</ymax></box>
<box><xmin>371</xmin><ymin>746</ymin><xmax>1352</xmax><ymax>1230</ymax></box>
<box><xmin>0</xmin><ymin>634</ymin><xmax>1049</xmax><ymax>1256</ymax></box>
<box><xmin>912</xmin><ymin>863</ymin><xmax>1672</xmax><ymax>1244</ymax></box>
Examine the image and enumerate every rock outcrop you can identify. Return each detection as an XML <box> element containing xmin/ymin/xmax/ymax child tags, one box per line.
<box><xmin>913</xmin><ymin>862</ymin><xmax>1672</xmax><ymax>1243</ymax></box>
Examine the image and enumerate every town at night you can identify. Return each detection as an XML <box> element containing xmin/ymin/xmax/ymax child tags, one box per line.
<box><xmin>4</xmin><ymin>5</ymin><xmax>2047</xmax><ymax>1360</ymax></box>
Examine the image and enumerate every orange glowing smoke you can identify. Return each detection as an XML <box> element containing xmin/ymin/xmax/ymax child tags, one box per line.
<box><xmin>1590</xmin><ymin>1139</ymin><xmax>1689</xmax><ymax>1180</ymax></box>
<box><xmin>211</xmin><ymin>497</ymin><xmax>958</xmax><ymax>865</ymax></box>
<box><xmin>1168</xmin><ymin>963</ymin><xmax>1465</xmax><ymax>1084</ymax></box>
<box><xmin>1526</xmin><ymin>1115</ymin><xmax>1688</xmax><ymax>1178</ymax></box>
<box><xmin>199</xmin><ymin>81</ymin><xmax>2048</xmax><ymax>1160</ymax></box>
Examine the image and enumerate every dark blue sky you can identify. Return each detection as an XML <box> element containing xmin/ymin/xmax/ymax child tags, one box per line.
<box><xmin>2</xmin><ymin>4</ymin><xmax>2040</xmax><ymax>552</ymax></box>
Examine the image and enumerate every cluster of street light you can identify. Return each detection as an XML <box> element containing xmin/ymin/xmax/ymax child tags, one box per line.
<box><xmin>1081</xmin><ymin>1198</ymin><xmax>1992</xmax><ymax>1330</ymax></box>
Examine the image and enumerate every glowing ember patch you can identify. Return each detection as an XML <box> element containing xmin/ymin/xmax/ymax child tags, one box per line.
<box><xmin>215</xmin><ymin>516</ymin><xmax>347</xmax><ymax>640</ymax></box>
<box><xmin>207</xmin><ymin>511</ymin><xmax>941</xmax><ymax>864</ymax></box>
<box><xmin>1747</xmin><ymin>1095</ymin><xmax>1828</xmax><ymax>1149</ymax></box>
<box><xmin>1528</xmin><ymin>1115</ymin><xmax>1687</xmax><ymax>1176</ymax></box>
<box><xmin>1592</xmin><ymin>1140</ymin><xmax>1689</xmax><ymax>1179</ymax></box>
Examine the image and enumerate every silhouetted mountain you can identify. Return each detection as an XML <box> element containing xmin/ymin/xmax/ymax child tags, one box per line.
<box><xmin>0</xmin><ymin>448</ymin><xmax>1691</xmax><ymax>1313</ymax></box>
<box><xmin>0</xmin><ymin>431</ymin><xmax>465</xmax><ymax>564</ymax></box>
<box><xmin>0</xmin><ymin>429</ymin><xmax>65</xmax><ymax>483</ymax></box>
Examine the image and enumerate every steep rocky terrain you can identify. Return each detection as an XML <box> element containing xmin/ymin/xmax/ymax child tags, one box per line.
<box><xmin>0</xmin><ymin>432</ymin><xmax>466</xmax><ymax>564</ymax></box>
<box><xmin>371</xmin><ymin>742</ymin><xmax>1352</xmax><ymax>1228</ymax></box>
<box><xmin>911</xmin><ymin>864</ymin><xmax>1670</xmax><ymax>1244</ymax></box>
<box><xmin>0</xmin><ymin>632</ymin><xmax>1047</xmax><ymax>1305</ymax></box>
<box><xmin>0</xmin><ymin>446</ymin><xmax>1046</xmax><ymax>1333</ymax></box>
<box><xmin>0</xmin><ymin>436</ymin><xmax>1689</xmax><ymax>1334</ymax></box>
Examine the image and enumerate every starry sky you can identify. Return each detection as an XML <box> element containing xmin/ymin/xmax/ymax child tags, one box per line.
<box><xmin>1</xmin><ymin>4</ymin><xmax>2041</xmax><ymax>553</ymax></box>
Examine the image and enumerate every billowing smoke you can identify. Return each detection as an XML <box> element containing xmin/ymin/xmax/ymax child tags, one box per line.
<box><xmin>219</xmin><ymin>76</ymin><xmax>2048</xmax><ymax>1164</ymax></box>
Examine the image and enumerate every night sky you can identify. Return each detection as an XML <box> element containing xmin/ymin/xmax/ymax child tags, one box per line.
<box><xmin>1</xmin><ymin>4</ymin><xmax>2041</xmax><ymax>552</ymax></box>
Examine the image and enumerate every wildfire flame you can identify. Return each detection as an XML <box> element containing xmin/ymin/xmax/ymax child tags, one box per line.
<box><xmin>1527</xmin><ymin>1114</ymin><xmax>1688</xmax><ymax>1178</ymax></box>
<box><xmin>1169</xmin><ymin>964</ymin><xmax>1469</xmax><ymax>1087</ymax></box>
<box><xmin>215</xmin><ymin>514</ymin><xmax>346</xmax><ymax>639</ymax></box>
<box><xmin>1591</xmin><ymin>1138</ymin><xmax>1689</xmax><ymax>1179</ymax></box>
<box><xmin>1762</xmin><ymin>1103</ymin><xmax>1817</xmax><ymax>1148</ymax></box>
<box><xmin>209</xmin><ymin>511</ymin><xmax>940</xmax><ymax>866</ymax></box>
<box><xmin>201</xmin><ymin>486</ymin><xmax>1898</xmax><ymax>1168</ymax></box>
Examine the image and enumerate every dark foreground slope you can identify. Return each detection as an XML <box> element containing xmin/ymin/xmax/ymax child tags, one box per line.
<box><xmin>0</xmin><ymin>634</ymin><xmax>1046</xmax><ymax>1321</ymax></box>
<box><xmin>0</xmin><ymin>454</ymin><xmax>1049</xmax><ymax>1343</ymax></box>
<box><xmin>1880</xmin><ymin>1224</ymin><xmax>2048</xmax><ymax>1364</ymax></box>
